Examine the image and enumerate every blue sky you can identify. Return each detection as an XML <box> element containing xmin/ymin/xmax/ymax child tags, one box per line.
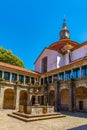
<box><xmin>0</xmin><ymin>0</ymin><xmax>87</xmax><ymax>70</ymax></box>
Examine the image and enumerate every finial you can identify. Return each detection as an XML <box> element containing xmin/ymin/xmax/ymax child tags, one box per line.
<box><xmin>59</xmin><ymin>17</ymin><xmax>70</xmax><ymax>39</ymax></box>
<box><xmin>63</xmin><ymin>15</ymin><xmax>66</xmax><ymax>23</ymax></box>
<box><xmin>63</xmin><ymin>16</ymin><xmax>67</xmax><ymax>29</ymax></box>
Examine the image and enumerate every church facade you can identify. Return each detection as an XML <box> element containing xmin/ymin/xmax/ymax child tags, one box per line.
<box><xmin>0</xmin><ymin>19</ymin><xmax>87</xmax><ymax>112</ymax></box>
<box><xmin>35</xmin><ymin>19</ymin><xmax>87</xmax><ymax>112</ymax></box>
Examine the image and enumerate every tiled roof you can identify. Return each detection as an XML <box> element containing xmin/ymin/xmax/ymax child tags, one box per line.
<box><xmin>0</xmin><ymin>62</ymin><xmax>40</xmax><ymax>76</ymax></box>
<box><xmin>48</xmin><ymin>39</ymin><xmax>79</xmax><ymax>52</ymax></box>
<box><xmin>35</xmin><ymin>39</ymin><xmax>79</xmax><ymax>64</ymax></box>
<box><xmin>71</xmin><ymin>41</ymin><xmax>87</xmax><ymax>51</ymax></box>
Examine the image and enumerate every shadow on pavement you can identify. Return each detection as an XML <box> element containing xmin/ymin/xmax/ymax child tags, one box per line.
<box><xmin>59</xmin><ymin>111</ymin><xmax>87</xmax><ymax>118</ymax></box>
<box><xmin>67</xmin><ymin>124</ymin><xmax>87</xmax><ymax>130</ymax></box>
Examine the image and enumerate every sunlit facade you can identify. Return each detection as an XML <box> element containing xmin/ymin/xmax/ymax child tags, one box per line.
<box><xmin>0</xmin><ymin>19</ymin><xmax>87</xmax><ymax>112</ymax></box>
<box><xmin>35</xmin><ymin>19</ymin><xmax>87</xmax><ymax>112</ymax></box>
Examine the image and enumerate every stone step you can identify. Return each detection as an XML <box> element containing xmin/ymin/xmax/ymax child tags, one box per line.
<box><xmin>12</xmin><ymin>112</ymin><xmax>60</xmax><ymax>118</ymax></box>
<box><xmin>8</xmin><ymin>113</ymin><xmax>66</xmax><ymax>122</ymax></box>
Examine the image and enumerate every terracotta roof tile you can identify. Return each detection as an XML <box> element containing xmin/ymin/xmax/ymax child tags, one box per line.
<box><xmin>48</xmin><ymin>39</ymin><xmax>79</xmax><ymax>51</ymax></box>
<box><xmin>0</xmin><ymin>62</ymin><xmax>40</xmax><ymax>76</ymax></box>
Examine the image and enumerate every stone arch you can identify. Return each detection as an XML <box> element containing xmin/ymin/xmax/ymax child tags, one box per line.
<box><xmin>49</xmin><ymin>90</ymin><xmax>55</xmax><ymax>106</ymax></box>
<box><xmin>60</xmin><ymin>89</ymin><xmax>69</xmax><ymax>110</ymax></box>
<box><xmin>76</xmin><ymin>85</ymin><xmax>87</xmax><ymax>89</ymax></box>
<box><xmin>76</xmin><ymin>87</ymin><xmax>87</xmax><ymax>111</ymax></box>
<box><xmin>19</xmin><ymin>90</ymin><xmax>27</xmax><ymax>105</ymax></box>
<box><xmin>3</xmin><ymin>88</ymin><xmax>15</xmax><ymax>109</ymax></box>
<box><xmin>60</xmin><ymin>87</ymin><xmax>69</xmax><ymax>92</ymax></box>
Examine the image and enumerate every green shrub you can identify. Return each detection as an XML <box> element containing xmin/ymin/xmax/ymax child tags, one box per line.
<box><xmin>0</xmin><ymin>47</ymin><xmax>24</xmax><ymax>68</ymax></box>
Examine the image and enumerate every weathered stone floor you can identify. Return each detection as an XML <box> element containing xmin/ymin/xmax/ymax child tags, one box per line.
<box><xmin>0</xmin><ymin>110</ymin><xmax>87</xmax><ymax>130</ymax></box>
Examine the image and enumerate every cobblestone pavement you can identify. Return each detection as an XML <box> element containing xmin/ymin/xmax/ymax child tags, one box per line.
<box><xmin>0</xmin><ymin>110</ymin><xmax>87</xmax><ymax>130</ymax></box>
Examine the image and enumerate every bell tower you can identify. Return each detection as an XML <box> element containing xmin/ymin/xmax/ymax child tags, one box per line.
<box><xmin>59</xmin><ymin>18</ymin><xmax>70</xmax><ymax>39</ymax></box>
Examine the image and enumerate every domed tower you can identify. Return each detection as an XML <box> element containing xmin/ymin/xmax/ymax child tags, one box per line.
<box><xmin>59</xmin><ymin>18</ymin><xmax>70</xmax><ymax>39</ymax></box>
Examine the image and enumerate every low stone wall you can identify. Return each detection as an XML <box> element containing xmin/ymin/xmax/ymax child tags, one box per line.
<box><xmin>19</xmin><ymin>105</ymin><xmax>54</xmax><ymax>115</ymax></box>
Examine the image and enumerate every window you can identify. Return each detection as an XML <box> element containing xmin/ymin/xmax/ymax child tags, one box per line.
<box><xmin>42</xmin><ymin>57</ymin><xmax>47</xmax><ymax>73</ymax></box>
<box><xmin>65</xmin><ymin>70</ymin><xmax>72</xmax><ymax>80</ymax></box>
<box><xmin>44</xmin><ymin>77</ymin><xmax>48</xmax><ymax>84</ymax></box>
<box><xmin>0</xmin><ymin>71</ymin><xmax>2</xmax><ymax>78</ymax></box>
<box><xmin>12</xmin><ymin>73</ymin><xmax>17</xmax><ymax>82</ymax></box>
<box><xmin>19</xmin><ymin>75</ymin><xmax>24</xmax><ymax>83</ymax></box>
<box><xmin>58</xmin><ymin>72</ymin><xmax>64</xmax><ymax>80</ymax></box>
<box><xmin>73</xmin><ymin>68</ymin><xmax>80</xmax><ymax>78</ymax></box>
<box><xmin>53</xmin><ymin>74</ymin><xmax>58</xmax><ymax>82</ymax></box>
<box><xmin>48</xmin><ymin>76</ymin><xmax>52</xmax><ymax>83</ymax></box>
<box><xmin>82</xmin><ymin>65</ymin><xmax>87</xmax><ymax>77</ymax></box>
<box><xmin>31</xmin><ymin>77</ymin><xmax>35</xmax><ymax>84</ymax></box>
<box><xmin>4</xmin><ymin>71</ymin><xmax>10</xmax><ymax>81</ymax></box>
<box><xmin>25</xmin><ymin>76</ymin><xmax>30</xmax><ymax>84</ymax></box>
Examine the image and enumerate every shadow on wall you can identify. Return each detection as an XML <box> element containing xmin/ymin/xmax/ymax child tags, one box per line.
<box><xmin>60</xmin><ymin>111</ymin><xmax>87</xmax><ymax>118</ymax></box>
<box><xmin>68</xmin><ymin>124</ymin><xmax>87</xmax><ymax>130</ymax></box>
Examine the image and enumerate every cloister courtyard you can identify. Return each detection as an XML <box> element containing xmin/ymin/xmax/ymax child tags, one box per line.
<box><xmin>0</xmin><ymin>110</ymin><xmax>87</xmax><ymax>130</ymax></box>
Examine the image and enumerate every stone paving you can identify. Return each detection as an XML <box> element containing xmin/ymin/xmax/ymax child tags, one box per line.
<box><xmin>0</xmin><ymin>110</ymin><xmax>87</xmax><ymax>130</ymax></box>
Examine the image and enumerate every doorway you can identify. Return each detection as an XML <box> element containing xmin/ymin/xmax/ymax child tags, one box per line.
<box><xmin>3</xmin><ymin>89</ymin><xmax>15</xmax><ymax>109</ymax></box>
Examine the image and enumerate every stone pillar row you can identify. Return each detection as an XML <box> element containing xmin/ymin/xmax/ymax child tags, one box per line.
<box><xmin>41</xmin><ymin>66</ymin><xmax>83</xmax><ymax>85</ymax></box>
<box><xmin>0</xmin><ymin>78</ymin><xmax>76</xmax><ymax>111</ymax></box>
<box><xmin>53</xmin><ymin>79</ymin><xmax>76</xmax><ymax>112</ymax></box>
<box><xmin>1</xmin><ymin>70</ymin><xmax>36</xmax><ymax>85</ymax></box>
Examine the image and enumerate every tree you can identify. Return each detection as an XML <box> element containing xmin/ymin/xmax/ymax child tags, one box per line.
<box><xmin>0</xmin><ymin>47</ymin><xmax>24</xmax><ymax>68</ymax></box>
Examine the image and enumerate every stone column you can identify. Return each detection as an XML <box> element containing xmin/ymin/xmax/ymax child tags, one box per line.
<box><xmin>10</xmin><ymin>73</ymin><xmax>12</xmax><ymax>83</ymax></box>
<box><xmin>0</xmin><ymin>85</ymin><xmax>4</xmax><ymax>109</ymax></box>
<box><xmin>69</xmin><ymin>87</ymin><xmax>72</xmax><ymax>111</ymax></box>
<box><xmin>52</xmin><ymin>75</ymin><xmax>54</xmax><ymax>83</ymax></box>
<box><xmin>69</xmin><ymin>79</ymin><xmax>76</xmax><ymax>112</ymax></box>
<box><xmin>15</xmin><ymin>86</ymin><xmax>20</xmax><ymax>110</ymax></box>
<box><xmin>27</xmin><ymin>87</ymin><xmax>32</xmax><ymax>105</ymax></box>
<box><xmin>30</xmin><ymin>77</ymin><xmax>31</xmax><ymax>84</ymax></box>
<box><xmin>24</xmin><ymin>76</ymin><xmax>25</xmax><ymax>85</ymax></box>
<box><xmin>56</xmin><ymin>81</ymin><xmax>60</xmax><ymax>111</ymax></box>
<box><xmin>55</xmin><ymin>86</ymin><xmax>58</xmax><ymax>111</ymax></box>
<box><xmin>53</xmin><ymin>77</ymin><xmax>60</xmax><ymax>111</ymax></box>
<box><xmin>46</xmin><ymin>84</ymin><xmax>49</xmax><ymax>105</ymax></box>
<box><xmin>27</xmin><ymin>93</ymin><xmax>30</xmax><ymax>105</ymax></box>
<box><xmin>2</xmin><ymin>71</ymin><xmax>4</xmax><ymax>79</ymax></box>
<box><xmin>64</xmin><ymin>72</ymin><xmax>66</xmax><ymax>81</ymax></box>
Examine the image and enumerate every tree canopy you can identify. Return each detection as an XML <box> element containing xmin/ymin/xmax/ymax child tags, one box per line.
<box><xmin>0</xmin><ymin>47</ymin><xmax>24</xmax><ymax>68</ymax></box>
